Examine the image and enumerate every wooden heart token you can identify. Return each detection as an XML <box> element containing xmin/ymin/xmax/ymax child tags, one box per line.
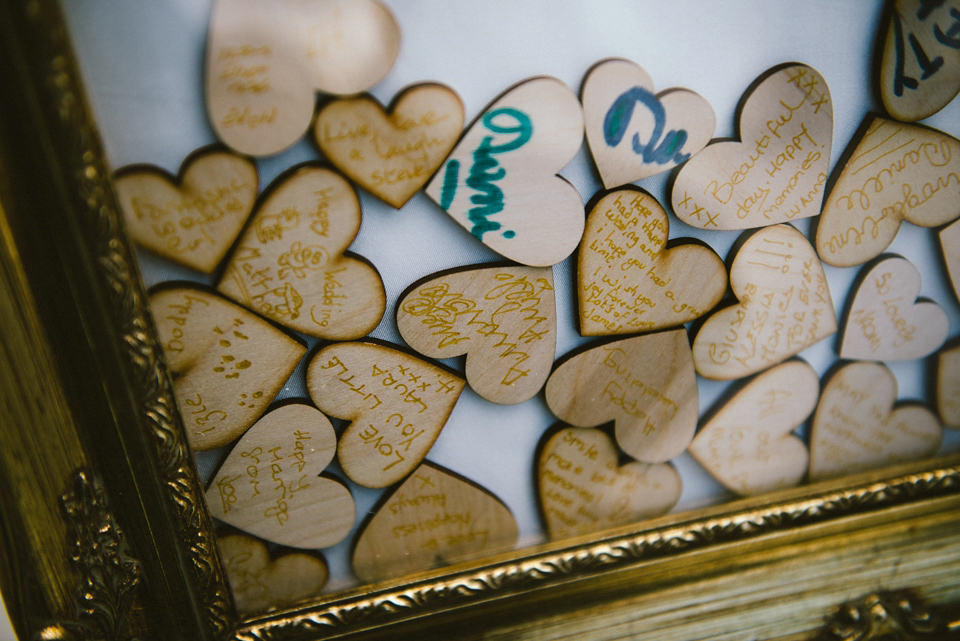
<box><xmin>424</xmin><ymin>76</ymin><xmax>585</xmax><ymax>267</ymax></box>
<box><xmin>582</xmin><ymin>58</ymin><xmax>716</xmax><ymax>188</ymax></box>
<box><xmin>940</xmin><ymin>218</ymin><xmax>960</xmax><ymax>302</ymax></box>
<box><xmin>689</xmin><ymin>360</ymin><xmax>818</xmax><ymax>496</ymax></box>
<box><xmin>114</xmin><ymin>148</ymin><xmax>258</xmax><ymax>273</ymax></box>
<box><xmin>217</xmin><ymin>165</ymin><xmax>385</xmax><ymax>340</ymax></box>
<box><xmin>693</xmin><ymin>224</ymin><xmax>837</xmax><ymax>380</ymax></box>
<box><xmin>206</xmin><ymin>0</ymin><xmax>401</xmax><ymax>156</ymax></box>
<box><xmin>809</xmin><ymin>361</ymin><xmax>943</xmax><ymax>481</ymax></box>
<box><xmin>206</xmin><ymin>404</ymin><xmax>355</xmax><ymax>549</ymax></box>
<box><xmin>397</xmin><ymin>265</ymin><xmax>555</xmax><ymax>405</ymax></box>
<box><xmin>305</xmin><ymin>342</ymin><xmax>465</xmax><ymax>488</ymax></box>
<box><xmin>351</xmin><ymin>462</ymin><xmax>518</xmax><ymax>583</ymax></box>
<box><xmin>936</xmin><ymin>342</ymin><xmax>960</xmax><ymax>429</ymax></box>
<box><xmin>840</xmin><ymin>256</ymin><xmax>948</xmax><ymax>361</ymax></box>
<box><xmin>149</xmin><ymin>286</ymin><xmax>305</xmax><ymax>451</ymax></box>
<box><xmin>537</xmin><ymin>427</ymin><xmax>681</xmax><ymax>539</ymax></box>
<box><xmin>578</xmin><ymin>188</ymin><xmax>726</xmax><ymax>336</ymax></box>
<box><xmin>544</xmin><ymin>330</ymin><xmax>698</xmax><ymax>463</ymax></box>
<box><xmin>672</xmin><ymin>64</ymin><xmax>832</xmax><ymax>230</ymax></box>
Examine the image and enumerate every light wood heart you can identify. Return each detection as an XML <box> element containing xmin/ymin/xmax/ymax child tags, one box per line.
<box><xmin>305</xmin><ymin>341</ymin><xmax>465</xmax><ymax>488</ymax></box>
<box><xmin>809</xmin><ymin>361</ymin><xmax>943</xmax><ymax>481</ymax></box>
<box><xmin>936</xmin><ymin>341</ymin><xmax>960</xmax><ymax>429</ymax></box>
<box><xmin>396</xmin><ymin>265</ymin><xmax>556</xmax><ymax>405</ymax></box>
<box><xmin>578</xmin><ymin>188</ymin><xmax>726</xmax><ymax>336</ymax></box>
<box><xmin>692</xmin><ymin>224</ymin><xmax>837</xmax><ymax>380</ymax></box>
<box><xmin>217</xmin><ymin>165</ymin><xmax>385</xmax><ymax>340</ymax></box>
<box><xmin>672</xmin><ymin>64</ymin><xmax>832</xmax><ymax>230</ymax></box>
<box><xmin>940</xmin><ymin>218</ymin><xmax>960</xmax><ymax>302</ymax></box>
<box><xmin>689</xmin><ymin>360</ymin><xmax>818</xmax><ymax>496</ymax></box>
<box><xmin>537</xmin><ymin>426</ymin><xmax>681</xmax><ymax>539</ymax></box>
<box><xmin>839</xmin><ymin>255</ymin><xmax>948</xmax><ymax>361</ymax></box>
<box><xmin>206</xmin><ymin>0</ymin><xmax>401</xmax><ymax>156</ymax></box>
<box><xmin>149</xmin><ymin>286</ymin><xmax>305</xmax><ymax>451</ymax></box>
<box><xmin>544</xmin><ymin>330</ymin><xmax>698</xmax><ymax>464</ymax></box>
<box><xmin>817</xmin><ymin>116</ymin><xmax>960</xmax><ymax>267</ymax></box>
<box><xmin>424</xmin><ymin>76</ymin><xmax>585</xmax><ymax>267</ymax></box>
<box><xmin>582</xmin><ymin>58</ymin><xmax>716</xmax><ymax>189</ymax></box>
<box><xmin>114</xmin><ymin>148</ymin><xmax>258</xmax><ymax>273</ymax></box>
<box><xmin>314</xmin><ymin>84</ymin><xmax>465</xmax><ymax>208</ymax></box>
<box><xmin>206</xmin><ymin>403</ymin><xmax>355</xmax><ymax>549</ymax></box>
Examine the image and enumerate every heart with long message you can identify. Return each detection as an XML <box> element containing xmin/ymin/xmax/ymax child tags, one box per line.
<box><xmin>582</xmin><ymin>58</ymin><xmax>716</xmax><ymax>189</ymax></box>
<box><xmin>217</xmin><ymin>165</ymin><xmax>385</xmax><ymax>340</ymax></box>
<box><xmin>672</xmin><ymin>63</ymin><xmax>832</xmax><ymax>230</ymax></box>
<box><xmin>936</xmin><ymin>341</ymin><xmax>960</xmax><ymax>429</ymax></box>
<box><xmin>424</xmin><ymin>76</ymin><xmax>585</xmax><ymax>267</ymax></box>
<box><xmin>940</xmin><ymin>219</ymin><xmax>960</xmax><ymax>302</ymax></box>
<box><xmin>149</xmin><ymin>286</ymin><xmax>305</xmax><ymax>451</ymax></box>
<box><xmin>578</xmin><ymin>188</ymin><xmax>726</xmax><ymax>336</ymax></box>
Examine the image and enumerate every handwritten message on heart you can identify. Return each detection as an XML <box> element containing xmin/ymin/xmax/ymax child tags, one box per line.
<box><xmin>936</xmin><ymin>342</ymin><xmax>960</xmax><ymax>429</ymax></box>
<box><xmin>940</xmin><ymin>218</ymin><xmax>960</xmax><ymax>302</ymax></box>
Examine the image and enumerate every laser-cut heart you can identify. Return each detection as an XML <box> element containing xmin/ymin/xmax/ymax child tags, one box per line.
<box><xmin>114</xmin><ymin>148</ymin><xmax>258</xmax><ymax>273</ymax></box>
<box><xmin>424</xmin><ymin>76</ymin><xmax>585</xmax><ymax>267</ymax></box>
<box><xmin>809</xmin><ymin>361</ymin><xmax>942</xmax><ymax>481</ymax></box>
<box><xmin>396</xmin><ymin>265</ymin><xmax>555</xmax><ymax>405</ymax></box>
<box><xmin>936</xmin><ymin>341</ymin><xmax>960</xmax><ymax>429</ymax></box>
<box><xmin>689</xmin><ymin>360</ymin><xmax>818</xmax><ymax>496</ymax></box>
<box><xmin>217</xmin><ymin>165</ymin><xmax>385</xmax><ymax>340</ymax></box>
<box><xmin>351</xmin><ymin>462</ymin><xmax>518</xmax><ymax>583</ymax></box>
<box><xmin>940</xmin><ymin>218</ymin><xmax>960</xmax><ymax>302</ymax></box>
<box><xmin>314</xmin><ymin>83</ymin><xmax>465</xmax><ymax>208</ymax></box>
<box><xmin>206</xmin><ymin>0</ymin><xmax>401</xmax><ymax>156</ymax></box>
<box><xmin>206</xmin><ymin>403</ymin><xmax>355</xmax><ymax>549</ymax></box>
<box><xmin>544</xmin><ymin>330</ymin><xmax>698</xmax><ymax>464</ymax></box>
<box><xmin>578</xmin><ymin>188</ymin><xmax>726</xmax><ymax>336</ymax></box>
<box><xmin>537</xmin><ymin>426</ymin><xmax>681</xmax><ymax>539</ymax></box>
<box><xmin>692</xmin><ymin>224</ymin><xmax>837</xmax><ymax>380</ymax></box>
<box><xmin>305</xmin><ymin>341</ymin><xmax>465</xmax><ymax>488</ymax></box>
<box><xmin>149</xmin><ymin>286</ymin><xmax>305</xmax><ymax>451</ymax></box>
<box><xmin>582</xmin><ymin>58</ymin><xmax>716</xmax><ymax>189</ymax></box>
<box><xmin>672</xmin><ymin>63</ymin><xmax>832</xmax><ymax>230</ymax></box>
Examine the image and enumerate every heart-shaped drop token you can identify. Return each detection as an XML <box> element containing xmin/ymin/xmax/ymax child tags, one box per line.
<box><xmin>809</xmin><ymin>361</ymin><xmax>943</xmax><ymax>481</ymax></box>
<box><xmin>689</xmin><ymin>360</ymin><xmax>818</xmax><ymax>495</ymax></box>
<box><xmin>940</xmin><ymin>218</ymin><xmax>960</xmax><ymax>302</ymax></box>
<box><xmin>578</xmin><ymin>188</ymin><xmax>726</xmax><ymax>336</ymax></box>
<box><xmin>149</xmin><ymin>286</ymin><xmax>305</xmax><ymax>451</ymax></box>
<box><xmin>351</xmin><ymin>462</ymin><xmax>518</xmax><ymax>583</ymax></box>
<box><xmin>537</xmin><ymin>426</ymin><xmax>681</xmax><ymax>539</ymax></box>
<box><xmin>672</xmin><ymin>64</ymin><xmax>832</xmax><ymax>230</ymax></box>
<box><xmin>305</xmin><ymin>342</ymin><xmax>465</xmax><ymax>488</ymax></box>
<box><xmin>545</xmin><ymin>330</ymin><xmax>698</xmax><ymax>463</ymax></box>
<box><xmin>582</xmin><ymin>58</ymin><xmax>716</xmax><ymax>189</ymax></box>
<box><xmin>396</xmin><ymin>265</ymin><xmax>555</xmax><ymax>405</ymax></box>
<box><xmin>839</xmin><ymin>256</ymin><xmax>948</xmax><ymax>361</ymax></box>
<box><xmin>314</xmin><ymin>84</ymin><xmax>465</xmax><ymax>208</ymax></box>
<box><xmin>936</xmin><ymin>342</ymin><xmax>960</xmax><ymax>429</ymax></box>
<box><xmin>217</xmin><ymin>165</ymin><xmax>385</xmax><ymax>340</ymax></box>
<box><xmin>424</xmin><ymin>76</ymin><xmax>585</xmax><ymax>267</ymax></box>
<box><xmin>114</xmin><ymin>148</ymin><xmax>258</xmax><ymax>273</ymax></box>
<box><xmin>206</xmin><ymin>0</ymin><xmax>401</xmax><ymax>156</ymax></box>
<box><xmin>206</xmin><ymin>404</ymin><xmax>355</xmax><ymax>549</ymax></box>
<box><xmin>692</xmin><ymin>225</ymin><xmax>837</xmax><ymax>380</ymax></box>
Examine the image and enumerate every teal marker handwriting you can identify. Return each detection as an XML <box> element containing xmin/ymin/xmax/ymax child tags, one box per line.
<box><xmin>604</xmin><ymin>87</ymin><xmax>690</xmax><ymax>165</ymax></box>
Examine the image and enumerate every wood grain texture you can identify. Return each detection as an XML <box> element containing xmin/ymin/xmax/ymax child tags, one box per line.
<box><xmin>940</xmin><ymin>217</ymin><xmax>960</xmax><ymax>302</ymax></box>
<box><xmin>936</xmin><ymin>341</ymin><xmax>960</xmax><ymax>429</ymax></box>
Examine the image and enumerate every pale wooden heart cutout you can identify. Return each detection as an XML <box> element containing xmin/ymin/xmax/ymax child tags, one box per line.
<box><xmin>538</xmin><ymin>426</ymin><xmax>681</xmax><ymax>539</ymax></box>
<box><xmin>840</xmin><ymin>255</ymin><xmax>948</xmax><ymax>361</ymax></box>
<box><xmin>424</xmin><ymin>76</ymin><xmax>585</xmax><ymax>267</ymax></box>
<box><xmin>217</xmin><ymin>165</ymin><xmax>385</xmax><ymax>340</ymax></box>
<box><xmin>809</xmin><ymin>361</ymin><xmax>942</xmax><ymax>481</ymax></box>
<box><xmin>578</xmin><ymin>188</ymin><xmax>726</xmax><ymax>336</ymax></box>
<box><xmin>817</xmin><ymin>115</ymin><xmax>960</xmax><ymax>267</ymax></box>
<box><xmin>693</xmin><ymin>224</ymin><xmax>837</xmax><ymax>380</ymax></box>
<box><xmin>305</xmin><ymin>342</ymin><xmax>465</xmax><ymax>488</ymax></box>
<box><xmin>689</xmin><ymin>360</ymin><xmax>818</xmax><ymax>496</ymax></box>
<box><xmin>936</xmin><ymin>342</ymin><xmax>960</xmax><ymax>429</ymax></box>
<box><xmin>206</xmin><ymin>0</ymin><xmax>401</xmax><ymax>156</ymax></box>
<box><xmin>582</xmin><ymin>58</ymin><xmax>716</xmax><ymax>189</ymax></box>
<box><xmin>206</xmin><ymin>403</ymin><xmax>355</xmax><ymax>549</ymax></box>
<box><xmin>940</xmin><ymin>218</ymin><xmax>960</xmax><ymax>302</ymax></box>
<box><xmin>397</xmin><ymin>265</ymin><xmax>555</xmax><ymax>405</ymax></box>
<box><xmin>314</xmin><ymin>84</ymin><xmax>465</xmax><ymax>208</ymax></box>
<box><xmin>545</xmin><ymin>329</ymin><xmax>698</xmax><ymax>463</ymax></box>
<box><xmin>149</xmin><ymin>286</ymin><xmax>305</xmax><ymax>451</ymax></box>
<box><xmin>351</xmin><ymin>462</ymin><xmax>518</xmax><ymax>583</ymax></box>
<box><xmin>672</xmin><ymin>63</ymin><xmax>833</xmax><ymax>230</ymax></box>
<box><xmin>114</xmin><ymin>148</ymin><xmax>258</xmax><ymax>273</ymax></box>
